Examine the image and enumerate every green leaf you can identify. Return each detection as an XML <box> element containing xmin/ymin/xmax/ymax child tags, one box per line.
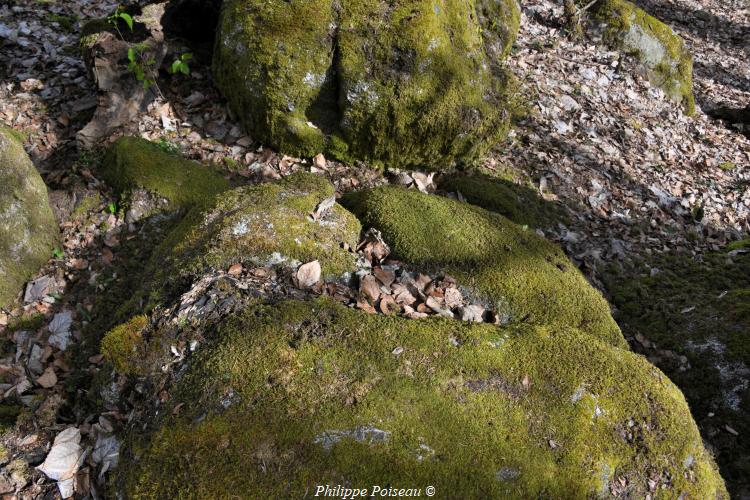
<box><xmin>179</xmin><ymin>63</ymin><xmax>190</xmax><ymax>75</ymax></box>
<box><xmin>52</xmin><ymin>248</ymin><xmax>64</xmax><ymax>259</ymax></box>
<box><xmin>108</xmin><ymin>202</ymin><xmax>117</xmax><ymax>214</ymax></box>
<box><xmin>170</xmin><ymin>60</ymin><xmax>181</xmax><ymax>74</ymax></box>
<box><xmin>127</xmin><ymin>47</ymin><xmax>136</xmax><ymax>63</ymax></box>
<box><xmin>119</xmin><ymin>12</ymin><xmax>134</xmax><ymax>32</ymax></box>
<box><xmin>181</xmin><ymin>53</ymin><xmax>193</xmax><ymax>61</ymax></box>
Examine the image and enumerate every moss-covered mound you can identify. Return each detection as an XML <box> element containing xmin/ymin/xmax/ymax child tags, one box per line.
<box><xmin>156</xmin><ymin>172</ymin><xmax>360</xmax><ymax>282</ymax></box>
<box><xmin>604</xmin><ymin>247</ymin><xmax>750</xmax><ymax>494</ymax></box>
<box><xmin>593</xmin><ymin>0</ymin><xmax>695</xmax><ymax>114</ymax></box>
<box><xmin>213</xmin><ymin>0</ymin><xmax>520</xmax><ymax>169</ymax></box>
<box><xmin>121</xmin><ymin>298</ymin><xmax>725</xmax><ymax>498</ymax></box>
<box><xmin>101</xmin><ymin>136</ymin><xmax>229</xmax><ymax>209</ymax></box>
<box><xmin>342</xmin><ymin>186</ymin><xmax>623</xmax><ymax>346</ymax></box>
<box><xmin>0</xmin><ymin>128</ymin><xmax>58</xmax><ymax>308</ymax></box>
<box><xmin>439</xmin><ymin>173</ymin><xmax>567</xmax><ymax>228</ymax></box>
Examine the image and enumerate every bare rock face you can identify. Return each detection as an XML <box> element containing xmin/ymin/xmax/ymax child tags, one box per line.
<box><xmin>592</xmin><ymin>0</ymin><xmax>695</xmax><ymax>114</ymax></box>
<box><xmin>0</xmin><ymin>128</ymin><xmax>58</xmax><ymax>308</ymax></box>
<box><xmin>77</xmin><ymin>4</ymin><xmax>168</xmax><ymax>148</ymax></box>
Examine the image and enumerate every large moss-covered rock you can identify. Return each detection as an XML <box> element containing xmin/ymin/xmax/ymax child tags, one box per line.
<box><xmin>593</xmin><ymin>0</ymin><xmax>695</xmax><ymax>114</ymax></box>
<box><xmin>213</xmin><ymin>0</ymin><xmax>520</xmax><ymax>169</ymax></box>
<box><xmin>605</xmin><ymin>246</ymin><xmax>750</xmax><ymax>495</ymax></box>
<box><xmin>101</xmin><ymin>136</ymin><xmax>230</xmax><ymax>210</ymax></box>
<box><xmin>121</xmin><ymin>298</ymin><xmax>725</xmax><ymax>498</ymax></box>
<box><xmin>156</xmin><ymin>172</ymin><xmax>360</xmax><ymax>283</ymax></box>
<box><xmin>440</xmin><ymin>173</ymin><xmax>567</xmax><ymax>228</ymax></box>
<box><xmin>0</xmin><ymin>128</ymin><xmax>58</xmax><ymax>308</ymax></box>
<box><xmin>343</xmin><ymin>187</ymin><xmax>624</xmax><ymax>346</ymax></box>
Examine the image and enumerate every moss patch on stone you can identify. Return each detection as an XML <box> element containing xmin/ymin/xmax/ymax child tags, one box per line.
<box><xmin>0</xmin><ymin>128</ymin><xmax>59</xmax><ymax>309</ymax></box>
<box><xmin>152</xmin><ymin>172</ymin><xmax>360</xmax><ymax>290</ymax></box>
<box><xmin>593</xmin><ymin>0</ymin><xmax>695</xmax><ymax>114</ymax></box>
<box><xmin>604</xmin><ymin>248</ymin><xmax>750</xmax><ymax>494</ymax></box>
<box><xmin>342</xmin><ymin>186</ymin><xmax>623</xmax><ymax>346</ymax></box>
<box><xmin>120</xmin><ymin>298</ymin><xmax>725</xmax><ymax>498</ymax></box>
<box><xmin>101</xmin><ymin>136</ymin><xmax>229</xmax><ymax>210</ymax></box>
<box><xmin>100</xmin><ymin>315</ymin><xmax>149</xmax><ymax>375</ymax></box>
<box><xmin>439</xmin><ymin>173</ymin><xmax>567</xmax><ymax>228</ymax></box>
<box><xmin>213</xmin><ymin>0</ymin><xmax>520</xmax><ymax>169</ymax></box>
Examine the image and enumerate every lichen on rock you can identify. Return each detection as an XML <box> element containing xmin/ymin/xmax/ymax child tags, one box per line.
<box><xmin>119</xmin><ymin>298</ymin><xmax>726</xmax><ymax>498</ymax></box>
<box><xmin>213</xmin><ymin>0</ymin><xmax>521</xmax><ymax>169</ymax></box>
<box><xmin>0</xmin><ymin>127</ymin><xmax>59</xmax><ymax>308</ymax></box>
<box><xmin>155</xmin><ymin>172</ymin><xmax>360</xmax><ymax>285</ymax></box>
<box><xmin>101</xmin><ymin>136</ymin><xmax>229</xmax><ymax>213</ymax></box>
<box><xmin>342</xmin><ymin>186</ymin><xmax>623</xmax><ymax>346</ymax></box>
<box><xmin>592</xmin><ymin>0</ymin><xmax>695</xmax><ymax>114</ymax></box>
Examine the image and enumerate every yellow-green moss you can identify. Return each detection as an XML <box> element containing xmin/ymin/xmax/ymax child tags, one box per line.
<box><xmin>144</xmin><ymin>173</ymin><xmax>360</xmax><ymax>299</ymax></box>
<box><xmin>604</xmin><ymin>247</ymin><xmax>750</xmax><ymax>495</ymax></box>
<box><xmin>101</xmin><ymin>136</ymin><xmax>230</xmax><ymax>210</ymax></box>
<box><xmin>439</xmin><ymin>173</ymin><xmax>567</xmax><ymax>228</ymax></box>
<box><xmin>0</xmin><ymin>128</ymin><xmax>59</xmax><ymax>308</ymax></box>
<box><xmin>213</xmin><ymin>0</ymin><xmax>520</xmax><ymax>169</ymax></box>
<box><xmin>121</xmin><ymin>298</ymin><xmax>725</xmax><ymax>498</ymax></box>
<box><xmin>594</xmin><ymin>0</ymin><xmax>695</xmax><ymax>114</ymax></box>
<box><xmin>342</xmin><ymin>186</ymin><xmax>623</xmax><ymax>346</ymax></box>
<box><xmin>100</xmin><ymin>315</ymin><xmax>149</xmax><ymax>375</ymax></box>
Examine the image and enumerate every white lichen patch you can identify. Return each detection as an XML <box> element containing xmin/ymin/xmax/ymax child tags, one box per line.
<box><xmin>313</xmin><ymin>425</ymin><xmax>391</xmax><ymax>451</ymax></box>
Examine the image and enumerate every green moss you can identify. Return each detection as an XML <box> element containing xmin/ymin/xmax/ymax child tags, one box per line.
<box><xmin>71</xmin><ymin>192</ymin><xmax>104</xmax><ymax>220</ymax></box>
<box><xmin>727</xmin><ymin>239</ymin><xmax>750</xmax><ymax>251</ymax></box>
<box><xmin>719</xmin><ymin>162</ymin><xmax>736</xmax><ymax>171</ymax></box>
<box><xmin>342</xmin><ymin>186</ymin><xmax>623</xmax><ymax>346</ymax></box>
<box><xmin>213</xmin><ymin>0</ymin><xmax>520</xmax><ymax>169</ymax></box>
<box><xmin>5</xmin><ymin>313</ymin><xmax>45</xmax><ymax>333</ymax></box>
<box><xmin>594</xmin><ymin>0</ymin><xmax>695</xmax><ymax>114</ymax></box>
<box><xmin>121</xmin><ymin>298</ymin><xmax>725</xmax><ymax>498</ymax></box>
<box><xmin>101</xmin><ymin>136</ymin><xmax>230</xmax><ymax>210</ymax></box>
<box><xmin>130</xmin><ymin>173</ymin><xmax>360</xmax><ymax>310</ymax></box>
<box><xmin>439</xmin><ymin>173</ymin><xmax>566</xmax><ymax>228</ymax></box>
<box><xmin>604</xmin><ymin>248</ymin><xmax>750</xmax><ymax>495</ymax></box>
<box><xmin>0</xmin><ymin>128</ymin><xmax>59</xmax><ymax>309</ymax></box>
<box><xmin>100</xmin><ymin>315</ymin><xmax>149</xmax><ymax>375</ymax></box>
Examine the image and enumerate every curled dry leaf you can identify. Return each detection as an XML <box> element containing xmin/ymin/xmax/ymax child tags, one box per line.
<box><xmin>295</xmin><ymin>260</ymin><xmax>321</xmax><ymax>289</ymax></box>
<box><xmin>37</xmin><ymin>427</ymin><xmax>86</xmax><ymax>498</ymax></box>
<box><xmin>310</xmin><ymin>195</ymin><xmax>336</xmax><ymax>221</ymax></box>
<box><xmin>359</xmin><ymin>274</ymin><xmax>381</xmax><ymax>303</ymax></box>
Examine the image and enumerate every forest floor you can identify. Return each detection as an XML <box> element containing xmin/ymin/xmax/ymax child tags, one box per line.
<box><xmin>0</xmin><ymin>0</ymin><xmax>749</xmax><ymax>497</ymax></box>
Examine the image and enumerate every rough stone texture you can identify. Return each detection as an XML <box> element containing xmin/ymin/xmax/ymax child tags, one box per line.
<box><xmin>156</xmin><ymin>172</ymin><xmax>361</xmax><ymax>281</ymax></box>
<box><xmin>593</xmin><ymin>0</ymin><xmax>695</xmax><ymax>114</ymax></box>
<box><xmin>118</xmin><ymin>299</ymin><xmax>726</xmax><ymax>498</ymax></box>
<box><xmin>213</xmin><ymin>0</ymin><xmax>521</xmax><ymax>169</ymax></box>
<box><xmin>77</xmin><ymin>4</ymin><xmax>168</xmax><ymax>148</ymax></box>
<box><xmin>0</xmin><ymin>128</ymin><xmax>58</xmax><ymax>309</ymax></box>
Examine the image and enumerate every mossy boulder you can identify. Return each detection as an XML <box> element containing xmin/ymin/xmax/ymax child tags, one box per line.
<box><xmin>155</xmin><ymin>172</ymin><xmax>360</xmax><ymax>284</ymax></box>
<box><xmin>342</xmin><ymin>186</ymin><xmax>623</xmax><ymax>346</ymax></box>
<box><xmin>0</xmin><ymin>128</ymin><xmax>58</xmax><ymax>308</ymax></box>
<box><xmin>604</xmin><ymin>248</ymin><xmax>750</xmax><ymax>495</ymax></box>
<box><xmin>101</xmin><ymin>136</ymin><xmax>229</xmax><ymax>211</ymax></box>
<box><xmin>121</xmin><ymin>298</ymin><xmax>725</xmax><ymax>497</ymax></box>
<box><xmin>213</xmin><ymin>0</ymin><xmax>520</xmax><ymax>169</ymax></box>
<box><xmin>439</xmin><ymin>173</ymin><xmax>567</xmax><ymax>228</ymax></box>
<box><xmin>100</xmin><ymin>315</ymin><xmax>149</xmax><ymax>375</ymax></box>
<box><xmin>593</xmin><ymin>0</ymin><xmax>695</xmax><ymax>114</ymax></box>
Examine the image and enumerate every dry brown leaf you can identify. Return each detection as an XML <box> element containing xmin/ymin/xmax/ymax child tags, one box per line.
<box><xmin>296</xmin><ymin>261</ymin><xmax>321</xmax><ymax>289</ymax></box>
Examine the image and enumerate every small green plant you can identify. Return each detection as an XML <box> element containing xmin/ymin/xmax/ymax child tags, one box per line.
<box><xmin>53</xmin><ymin>247</ymin><xmax>64</xmax><ymax>259</ymax></box>
<box><xmin>155</xmin><ymin>138</ymin><xmax>180</xmax><ymax>155</ymax></box>
<box><xmin>169</xmin><ymin>53</ymin><xmax>193</xmax><ymax>76</ymax></box>
<box><xmin>108</xmin><ymin>202</ymin><xmax>117</xmax><ymax>214</ymax></box>
<box><xmin>127</xmin><ymin>44</ymin><xmax>157</xmax><ymax>90</ymax></box>
<box><xmin>107</xmin><ymin>6</ymin><xmax>163</xmax><ymax>97</ymax></box>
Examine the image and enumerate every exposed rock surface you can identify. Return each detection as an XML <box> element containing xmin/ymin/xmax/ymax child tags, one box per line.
<box><xmin>213</xmin><ymin>0</ymin><xmax>521</xmax><ymax>169</ymax></box>
<box><xmin>0</xmin><ymin>128</ymin><xmax>58</xmax><ymax>308</ymax></box>
<box><xmin>592</xmin><ymin>0</ymin><xmax>695</xmax><ymax>114</ymax></box>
